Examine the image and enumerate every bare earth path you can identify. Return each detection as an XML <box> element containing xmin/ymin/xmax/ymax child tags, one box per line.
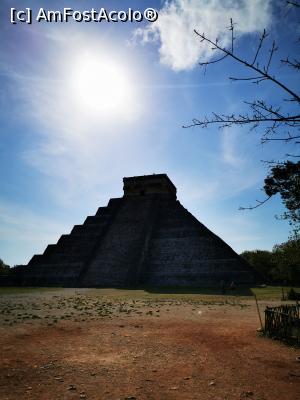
<box><xmin>0</xmin><ymin>289</ymin><xmax>299</xmax><ymax>400</ymax></box>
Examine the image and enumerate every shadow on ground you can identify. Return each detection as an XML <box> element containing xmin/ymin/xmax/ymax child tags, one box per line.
<box><xmin>142</xmin><ymin>285</ymin><xmax>254</xmax><ymax>296</ymax></box>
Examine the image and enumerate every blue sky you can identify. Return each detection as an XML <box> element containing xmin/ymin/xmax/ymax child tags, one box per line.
<box><xmin>0</xmin><ymin>0</ymin><xmax>299</xmax><ymax>266</ymax></box>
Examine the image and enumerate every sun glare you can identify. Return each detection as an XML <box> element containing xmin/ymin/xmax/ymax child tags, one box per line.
<box><xmin>70</xmin><ymin>53</ymin><xmax>135</xmax><ymax>118</ymax></box>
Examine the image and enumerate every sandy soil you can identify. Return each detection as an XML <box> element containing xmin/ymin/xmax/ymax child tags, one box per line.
<box><xmin>0</xmin><ymin>289</ymin><xmax>299</xmax><ymax>400</ymax></box>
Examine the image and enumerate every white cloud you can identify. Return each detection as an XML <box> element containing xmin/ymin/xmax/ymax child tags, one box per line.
<box><xmin>133</xmin><ymin>0</ymin><xmax>272</xmax><ymax>71</ymax></box>
<box><xmin>221</xmin><ymin>128</ymin><xmax>244</xmax><ymax>167</ymax></box>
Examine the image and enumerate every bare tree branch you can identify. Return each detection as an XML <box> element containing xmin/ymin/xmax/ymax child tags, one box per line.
<box><xmin>261</xmin><ymin>135</ymin><xmax>300</xmax><ymax>143</ymax></box>
<box><xmin>239</xmin><ymin>196</ymin><xmax>272</xmax><ymax>210</ymax></box>
<box><xmin>281</xmin><ymin>57</ymin><xmax>300</xmax><ymax>70</ymax></box>
<box><xmin>183</xmin><ymin>114</ymin><xmax>300</xmax><ymax>129</ymax></box>
<box><xmin>229</xmin><ymin>76</ymin><xmax>266</xmax><ymax>82</ymax></box>
<box><xmin>252</xmin><ymin>29</ymin><xmax>268</xmax><ymax>65</ymax></box>
<box><xmin>199</xmin><ymin>53</ymin><xmax>228</xmax><ymax>66</ymax></box>
<box><xmin>193</xmin><ymin>29</ymin><xmax>300</xmax><ymax>103</ymax></box>
<box><xmin>266</xmin><ymin>41</ymin><xmax>277</xmax><ymax>73</ymax></box>
<box><xmin>287</xmin><ymin>1</ymin><xmax>300</xmax><ymax>7</ymax></box>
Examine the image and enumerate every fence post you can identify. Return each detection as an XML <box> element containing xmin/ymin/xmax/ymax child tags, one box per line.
<box><xmin>254</xmin><ymin>294</ymin><xmax>263</xmax><ymax>330</ymax></box>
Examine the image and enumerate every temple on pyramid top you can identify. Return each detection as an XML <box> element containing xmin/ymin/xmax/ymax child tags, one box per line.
<box><xmin>123</xmin><ymin>174</ymin><xmax>177</xmax><ymax>198</ymax></box>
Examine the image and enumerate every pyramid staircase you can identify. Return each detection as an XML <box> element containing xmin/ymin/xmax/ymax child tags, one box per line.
<box><xmin>24</xmin><ymin>198</ymin><xmax>122</xmax><ymax>286</ymax></box>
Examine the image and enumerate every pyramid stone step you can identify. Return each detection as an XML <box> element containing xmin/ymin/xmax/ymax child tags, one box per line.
<box><xmin>21</xmin><ymin>262</ymin><xmax>84</xmax><ymax>286</ymax></box>
<box><xmin>96</xmin><ymin>207</ymin><xmax>110</xmax><ymax>216</ymax></box>
<box><xmin>107</xmin><ymin>198</ymin><xmax>123</xmax><ymax>207</ymax></box>
<box><xmin>42</xmin><ymin>253</ymin><xmax>88</xmax><ymax>264</ymax></box>
<box><xmin>71</xmin><ymin>224</ymin><xmax>106</xmax><ymax>235</ymax></box>
<box><xmin>43</xmin><ymin>244</ymin><xmax>56</xmax><ymax>256</ymax></box>
<box><xmin>28</xmin><ymin>254</ymin><xmax>44</xmax><ymax>266</ymax></box>
<box><xmin>56</xmin><ymin>237</ymin><xmax>97</xmax><ymax>252</ymax></box>
<box><xmin>84</xmin><ymin>216</ymin><xmax>108</xmax><ymax>225</ymax></box>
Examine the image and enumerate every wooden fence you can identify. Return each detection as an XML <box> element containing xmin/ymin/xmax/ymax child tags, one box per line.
<box><xmin>264</xmin><ymin>304</ymin><xmax>300</xmax><ymax>344</ymax></box>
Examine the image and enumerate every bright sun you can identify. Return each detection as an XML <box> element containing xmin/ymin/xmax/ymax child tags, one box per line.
<box><xmin>70</xmin><ymin>54</ymin><xmax>135</xmax><ymax>118</ymax></box>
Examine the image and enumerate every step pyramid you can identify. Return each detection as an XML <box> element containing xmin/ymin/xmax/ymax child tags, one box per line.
<box><xmin>20</xmin><ymin>174</ymin><xmax>256</xmax><ymax>287</ymax></box>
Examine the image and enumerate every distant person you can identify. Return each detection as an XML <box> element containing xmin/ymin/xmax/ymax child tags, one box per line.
<box><xmin>230</xmin><ymin>281</ymin><xmax>236</xmax><ymax>291</ymax></box>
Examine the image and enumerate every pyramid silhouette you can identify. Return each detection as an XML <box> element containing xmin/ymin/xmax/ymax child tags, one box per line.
<box><xmin>21</xmin><ymin>174</ymin><xmax>256</xmax><ymax>287</ymax></box>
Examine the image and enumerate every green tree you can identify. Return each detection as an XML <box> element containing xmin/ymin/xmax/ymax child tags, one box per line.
<box><xmin>241</xmin><ymin>237</ymin><xmax>300</xmax><ymax>285</ymax></box>
<box><xmin>240</xmin><ymin>250</ymin><xmax>273</xmax><ymax>281</ymax></box>
<box><xmin>0</xmin><ymin>258</ymin><xmax>10</xmax><ymax>275</ymax></box>
<box><xmin>264</xmin><ymin>161</ymin><xmax>300</xmax><ymax>235</ymax></box>
<box><xmin>271</xmin><ymin>237</ymin><xmax>300</xmax><ymax>284</ymax></box>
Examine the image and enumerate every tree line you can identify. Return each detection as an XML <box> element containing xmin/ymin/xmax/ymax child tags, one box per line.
<box><xmin>0</xmin><ymin>259</ymin><xmax>10</xmax><ymax>274</ymax></box>
<box><xmin>241</xmin><ymin>236</ymin><xmax>300</xmax><ymax>285</ymax></box>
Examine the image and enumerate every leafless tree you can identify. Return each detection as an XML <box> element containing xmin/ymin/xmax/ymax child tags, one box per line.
<box><xmin>184</xmin><ymin>19</ymin><xmax>300</xmax><ymax>145</ymax></box>
<box><xmin>183</xmin><ymin>3</ymin><xmax>299</xmax><ymax>230</ymax></box>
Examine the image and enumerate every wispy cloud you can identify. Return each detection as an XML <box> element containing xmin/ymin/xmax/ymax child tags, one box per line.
<box><xmin>198</xmin><ymin>209</ymin><xmax>290</xmax><ymax>253</ymax></box>
<box><xmin>133</xmin><ymin>0</ymin><xmax>272</xmax><ymax>71</ymax></box>
<box><xmin>205</xmin><ymin>213</ymin><xmax>265</xmax><ymax>253</ymax></box>
<box><xmin>221</xmin><ymin>128</ymin><xmax>244</xmax><ymax>167</ymax></box>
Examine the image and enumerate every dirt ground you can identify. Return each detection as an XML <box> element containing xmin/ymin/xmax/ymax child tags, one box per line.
<box><xmin>0</xmin><ymin>288</ymin><xmax>299</xmax><ymax>400</ymax></box>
